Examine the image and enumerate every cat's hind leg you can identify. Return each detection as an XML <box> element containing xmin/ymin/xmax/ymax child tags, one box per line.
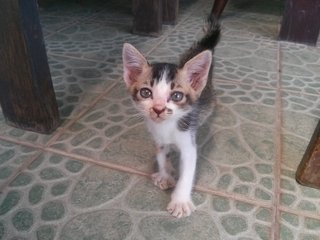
<box><xmin>152</xmin><ymin>145</ymin><xmax>176</xmax><ymax>190</ymax></box>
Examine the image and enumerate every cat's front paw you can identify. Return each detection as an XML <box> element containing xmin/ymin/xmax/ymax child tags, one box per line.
<box><xmin>167</xmin><ymin>198</ymin><xmax>195</xmax><ymax>218</ymax></box>
<box><xmin>151</xmin><ymin>172</ymin><xmax>176</xmax><ymax>190</ymax></box>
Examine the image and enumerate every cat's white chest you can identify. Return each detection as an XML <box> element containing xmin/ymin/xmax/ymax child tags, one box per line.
<box><xmin>146</xmin><ymin>119</ymin><xmax>178</xmax><ymax>145</ymax></box>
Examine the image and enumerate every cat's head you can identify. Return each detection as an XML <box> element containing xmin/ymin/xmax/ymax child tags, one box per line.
<box><xmin>122</xmin><ymin>43</ymin><xmax>212</xmax><ymax>123</ymax></box>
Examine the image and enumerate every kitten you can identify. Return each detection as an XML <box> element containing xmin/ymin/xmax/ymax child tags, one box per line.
<box><xmin>122</xmin><ymin>16</ymin><xmax>220</xmax><ymax>218</ymax></box>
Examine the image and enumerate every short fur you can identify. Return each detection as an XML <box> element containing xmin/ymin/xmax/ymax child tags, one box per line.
<box><xmin>122</xmin><ymin>16</ymin><xmax>220</xmax><ymax>218</ymax></box>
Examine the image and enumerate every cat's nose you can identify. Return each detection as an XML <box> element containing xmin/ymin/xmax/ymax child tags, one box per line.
<box><xmin>152</xmin><ymin>107</ymin><xmax>165</xmax><ymax>116</ymax></box>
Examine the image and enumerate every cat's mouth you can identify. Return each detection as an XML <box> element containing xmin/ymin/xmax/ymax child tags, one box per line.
<box><xmin>150</xmin><ymin>112</ymin><xmax>166</xmax><ymax>122</ymax></box>
<box><xmin>149</xmin><ymin>107</ymin><xmax>169</xmax><ymax>122</ymax></box>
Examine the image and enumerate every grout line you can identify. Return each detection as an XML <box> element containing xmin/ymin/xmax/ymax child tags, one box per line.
<box><xmin>0</xmin><ymin>151</ymin><xmax>43</xmax><ymax>193</ymax></box>
<box><xmin>271</xmin><ymin>40</ymin><xmax>283</xmax><ymax>240</ymax></box>
<box><xmin>46</xmin><ymin>147</ymin><xmax>150</xmax><ymax>177</ymax></box>
<box><xmin>45</xmin><ymin>81</ymin><xmax>119</xmax><ymax>147</ymax></box>
<box><xmin>47</xmin><ymin>53</ymin><xmax>102</xmax><ymax>63</ymax></box>
<box><xmin>43</xmin><ymin>3</ymin><xmax>109</xmax><ymax>40</ymax></box>
<box><xmin>194</xmin><ymin>185</ymin><xmax>272</xmax><ymax>209</ymax></box>
<box><xmin>215</xmin><ymin>78</ymin><xmax>278</xmax><ymax>91</ymax></box>
<box><xmin>215</xmin><ymin>74</ymin><xmax>319</xmax><ymax>99</ymax></box>
<box><xmin>279</xmin><ymin>205</ymin><xmax>320</xmax><ymax>221</ymax></box>
<box><xmin>0</xmin><ymin>135</ymin><xmax>44</xmax><ymax>150</ymax></box>
<box><xmin>2</xmin><ymin>131</ymin><xmax>320</xmax><ymax>221</ymax></box>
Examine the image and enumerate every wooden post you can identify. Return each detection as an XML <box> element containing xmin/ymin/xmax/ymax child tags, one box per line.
<box><xmin>0</xmin><ymin>0</ymin><xmax>60</xmax><ymax>134</ymax></box>
<box><xmin>279</xmin><ymin>0</ymin><xmax>320</xmax><ymax>46</ymax></box>
<box><xmin>296</xmin><ymin>120</ymin><xmax>320</xmax><ymax>189</ymax></box>
<box><xmin>210</xmin><ymin>0</ymin><xmax>229</xmax><ymax>19</ymax></box>
<box><xmin>163</xmin><ymin>0</ymin><xmax>179</xmax><ymax>25</ymax></box>
<box><xmin>132</xmin><ymin>0</ymin><xmax>163</xmax><ymax>37</ymax></box>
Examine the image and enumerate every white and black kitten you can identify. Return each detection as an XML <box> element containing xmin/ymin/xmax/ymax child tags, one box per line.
<box><xmin>122</xmin><ymin>16</ymin><xmax>220</xmax><ymax>218</ymax></box>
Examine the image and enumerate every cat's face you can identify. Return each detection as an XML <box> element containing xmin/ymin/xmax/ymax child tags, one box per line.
<box><xmin>122</xmin><ymin>43</ymin><xmax>212</xmax><ymax>123</ymax></box>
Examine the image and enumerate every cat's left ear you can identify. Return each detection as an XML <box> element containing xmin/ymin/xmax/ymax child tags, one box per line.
<box><xmin>122</xmin><ymin>43</ymin><xmax>148</xmax><ymax>88</ymax></box>
<box><xmin>181</xmin><ymin>50</ymin><xmax>212</xmax><ymax>94</ymax></box>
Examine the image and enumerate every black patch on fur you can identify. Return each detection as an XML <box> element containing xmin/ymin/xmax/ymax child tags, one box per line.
<box><xmin>132</xmin><ymin>88</ymin><xmax>139</xmax><ymax>101</ymax></box>
<box><xmin>177</xmin><ymin>109</ymin><xmax>199</xmax><ymax>132</ymax></box>
<box><xmin>151</xmin><ymin>63</ymin><xmax>178</xmax><ymax>84</ymax></box>
<box><xmin>170</xmin><ymin>82</ymin><xmax>175</xmax><ymax>90</ymax></box>
<box><xmin>185</xmin><ymin>94</ymin><xmax>194</xmax><ymax>105</ymax></box>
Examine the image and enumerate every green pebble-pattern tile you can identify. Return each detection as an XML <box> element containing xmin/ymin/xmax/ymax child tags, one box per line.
<box><xmin>28</xmin><ymin>185</ymin><xmax>45</xmax><ymax>205</ymax></box>
<box><xmin>36</xmin><ymin>225</ymin><xmax>55</xmax><ymax>240</ymax></box>
<box><xmin>71</xmin><ymin>166</ymin><xmax>131</xmax><ymax>208</ymax></box>
<box><xmin>59</xmin><ymin>210</ymin><xmax>132</xmax><ymax>240</ymax></box>
<box><xmin>41</xmin><ymin>201</ymin><xmax>65</xmax><ymax>221</ymax></box>
<box><xmin>0</xmin><ymin>191</ymin><xmax>21</xmax><ymax>216</ymax></box>
<box><xmin>221</xmin><ymin>215</ymin><xmax>248</xmax><ymax>235</ymax></box>
<box><xmin>139</xmin><ymin>212</ymin><xmax>220</xmax><ymax>240</ymax></box>
<box><xmin>0</xmin><ymin>222</ymin><xmax>4</xmax><ymax>240</ymax></box>
<box><xmin>12</xmin><ymin>209</ymin><xmax>34</xmax><ymax>231</ymax></box>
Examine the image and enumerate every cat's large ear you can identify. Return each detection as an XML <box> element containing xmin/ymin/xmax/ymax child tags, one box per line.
<box><xmin>181</xmin><ymin>50</ymin><xmax>212</xmax><ymax>93</ymax></box>
<box><xmin>122</xmin><ymin>43</ymin><xmax>148</xmax><ymax>88</ymax></box>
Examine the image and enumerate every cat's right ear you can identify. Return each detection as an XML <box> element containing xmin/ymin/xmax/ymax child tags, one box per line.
<box><xmin>122</xmin><ymin>43</ymin><xmax>148</xmax><ymax>88</ymax></box>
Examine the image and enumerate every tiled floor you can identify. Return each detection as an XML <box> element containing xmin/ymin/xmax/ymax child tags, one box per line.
<box><xmin>1</xmin><ymin>0</ymin><xmax>320</xmax><ymax>239</ymax></box>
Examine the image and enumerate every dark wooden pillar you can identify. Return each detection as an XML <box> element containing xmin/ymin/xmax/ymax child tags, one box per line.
<box><xmin>279</xmin><ymin>0</ymin><xmax>320</xmax><ymax>46</ymax></box>
<box><xmin>211</xmin><ymin>0</ymin><xmax>229</xmax><ymax>19</ymax></box>
<box><xmin>132</xmin><ymin>0</ymin><xmax>163</xmax><ymax>36</ymax></box>
<box><xmin>0</xmin><ymin>0</ymin><xmax>60</xmax><ymax>134</ymax></box>
<box><xmin>163</xmin><ymin>0</ymin><xmax>179</xmax><ymax>25</ymax></box>
<box><xmin>296</xmin><ymin>120</ymin><xmax>320</xmax><ymax>189</ymax></box>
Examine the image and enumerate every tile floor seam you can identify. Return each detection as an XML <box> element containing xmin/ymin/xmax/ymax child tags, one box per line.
<box><xmin>44</xmin><ymin>19</ymin><xmax>81</xmax><ymax>40</ymax></box>
<box><xmin>45</xmin><ymin>81</ymin><xmax>119</xmax><ymax>147</ymax></box>
<box><xmin>45</xmin><ymin>144</ymin><xmax>275</xmax><ymax>212</ymax></box>
<box><xmin>215</xmin><ymin>78</ymin><xmax>278</xmax><ymax>91</ymax></box>
<box><xmin>271</xmin><ymin>40</ymin><xmax>284</xmax><ymax>240</ymax></box>
<box><xmin>0</xmin><ymin>132</ymin><xmax>280</xmax><ymax>212</ymax></box>
<box><xmin>43</xmin><ymin>3</ymin><xmax>109</xmax><ymax>40</ymax></box>
<box><xmin>279</xmin><ymin>205</ymin><xmax>320</xmax><ymax>221</ymax></box>
<box><xmin>45</xmin><ymin>147</ymin><xmax>150</xmax><ymax>178</ymax></box>
<box><xmin>280</xmin><ymin>87</ymin><xmax>320</xmax><ymax>99</ymax></box>
<box><xmin>194</xmin><ymin>185</ymin><xmax>272</xmax><ymax>209</ymax></box>
<box><xmin>6</xmin><ymin>138</ymin><xmax>277</xmax><ymax>212</ymax></box>
<box><xmin>0</xmin><ymin>150</ymin><xmax>43</xmax><ymax>193</ymax></box>
<box><xmin>47</xmin><ymin>52</ymin><xmax>102</xmax><ymax>63</ymax></box>
<box><xmin>0</xmin><ymin>135</ymin><xmax>45</xmax><ymax>150</ymax></box>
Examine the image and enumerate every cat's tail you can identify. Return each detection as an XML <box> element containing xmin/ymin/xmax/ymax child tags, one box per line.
<box><xmin>179</xmin><ymin>15</ymin><xmax>221</xmax><ymax>67</ymax></box>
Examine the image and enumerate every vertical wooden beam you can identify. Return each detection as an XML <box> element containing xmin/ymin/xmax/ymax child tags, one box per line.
<box><xmin>210</xmin><ymin>0</ymin><xmax>229</xmax><ymax>19</ymax></box>
<box><xmin>132</xmin><ymin>0</ymin><xmax>163</xmax><ymax>37</ymax></box>
<box><xmin>162</xmin><ymin>0</ymin><xmax>179</xmax><ymax>25</ymax></box>
<box><xmin>279</xmin><ymin>0</ymin><xmax>320</xmax><ymax>46</ymax></box>
<box><xmin>0</xmin><ymin>0</ymin><xmax>60</xmax><ymax>134</ymax></box>
<box><xmin>296</xmin><ymin>120</ymin><xmax>320</xmax><ymax>189</ymax></box>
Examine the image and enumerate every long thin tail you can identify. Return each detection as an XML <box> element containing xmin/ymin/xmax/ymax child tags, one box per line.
<box><xmin>179</xmin><ymin>15</ymin><xmax>221</xmax><ymax>67</ymax></box>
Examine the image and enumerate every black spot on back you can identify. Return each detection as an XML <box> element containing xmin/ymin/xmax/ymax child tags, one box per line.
<box><xmin>151</xmin><ymin>63</ymin><xmax>178</xmax><ymax>84</ymax></box>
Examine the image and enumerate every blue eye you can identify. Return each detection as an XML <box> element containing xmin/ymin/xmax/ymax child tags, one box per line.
<box><xmin>171</xmin><ymin>91</ymin><xmax>184</xmax><ymax>102</ymax></box>
<box><xmin>140</xmin><ymin>88</ymin><xmax>152</xmax><ymax>98</ymax></box>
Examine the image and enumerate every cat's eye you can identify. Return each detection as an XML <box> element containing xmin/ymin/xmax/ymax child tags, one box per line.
<box><xmin>171</xmin><ymin>91</ymin><xmax>184</xmax><ymax>102</ymax></box>
<box><xmin>140</xmin><ymin>88</ymin><xmax>152</xmax><ymax>98</ymax></box>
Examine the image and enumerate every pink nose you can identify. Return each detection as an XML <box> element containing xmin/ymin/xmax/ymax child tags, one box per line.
<box><xmin>153</xmin><ymin>107</ymin><xmax>165</xmax><ymax>116</ymax></box>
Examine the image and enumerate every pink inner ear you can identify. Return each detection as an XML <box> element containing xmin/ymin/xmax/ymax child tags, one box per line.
<box><xmin>125</xmin><ymin>66</ymin><xmax>141</xmax><ymax>84</ymax></box>
<box><xmin>190</xmin><ymin>72</ymin><xmax>203</xmax><ymax>90</ymax></box>
<box><xmin>184</xmin><ymin>50</ymin><xmax>212</xmax><ymax>92</ymax></box>
<box><xmin>123</xmin><ymin>43</ymin><xmax>147</xmax><ymax>87</ymax></box>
